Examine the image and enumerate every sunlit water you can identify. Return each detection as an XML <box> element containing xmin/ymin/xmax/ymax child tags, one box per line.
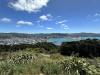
<box><xmin>47</xmin><ymin>37</ymin><xmax>100</xmax><ymax>45</ymax></box>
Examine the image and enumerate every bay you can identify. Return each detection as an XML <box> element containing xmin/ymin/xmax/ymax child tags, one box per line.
<box><xmin>47</xmin><ymin>37</ymin><xmax>100</xmax><ymax>45</ymax></box>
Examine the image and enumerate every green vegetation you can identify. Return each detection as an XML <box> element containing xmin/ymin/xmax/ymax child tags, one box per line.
<box><xmin>0</xmin><ymin>42</ymin><xmax>59</xmax><ymax>53</ymax></box>
<box><xmin>0</xmin><ymin>39</ymin><xmax>100</xmax><ymax>75</ymax></box>
<box><xmin>0</xmin><ymin>51</ymin><xmax>100</xmax><ymax>75</ymax></box>
<box><xmin>60</xmin><ymin>39</ymin><xmax>100</xmax><ymax>57</ymax></box>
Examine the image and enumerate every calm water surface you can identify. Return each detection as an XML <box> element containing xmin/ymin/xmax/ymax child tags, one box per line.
<box><xmin>47</xmin><ymin>37</ymin><xmax>100</xmax><ymax>45</ymax></box>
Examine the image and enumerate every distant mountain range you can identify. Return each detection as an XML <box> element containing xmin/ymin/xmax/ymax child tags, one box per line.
<box><xmin>0</xmin><ymin>33</ymin><xmax>100</xmax><ymax>39</ymax></box>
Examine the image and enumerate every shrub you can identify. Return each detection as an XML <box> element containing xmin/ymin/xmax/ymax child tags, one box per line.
<box><xmin>33</xmin><ymin>42</ymin><xmax>59</xmax><ymax>54</ymax></box>
<box><xmin>60</xmin><ymin>39</ymin><xmax>100</xmax><ymax>57</ymax></box>
<box><xmin>58</xmin><ymin>57</ymin><xmax>100</xmax><ymax>75</ymax></box>
<box><xmin>41</xmin><ymin>62</ymin><xmax>61</xmax><ymax>75</ymax></box>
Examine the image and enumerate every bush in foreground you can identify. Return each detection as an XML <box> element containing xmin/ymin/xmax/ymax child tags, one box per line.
<box><xmin>0</xmin><ymin>51</ymin><xmax>100</xmax><ymax>75</ymax></box>
<box><xmin>60</xmin><ymin>39</ymin><xmax>100</xmax><ymax>57</ymax></box>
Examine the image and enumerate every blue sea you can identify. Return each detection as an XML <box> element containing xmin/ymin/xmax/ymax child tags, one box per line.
<box><xmin>47</xmin><ymin>37</ymin><xmax>100</xmax><ymax>45</ymax></box>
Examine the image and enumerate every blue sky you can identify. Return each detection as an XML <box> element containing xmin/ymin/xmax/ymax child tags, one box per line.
<box><xmin>0</xmin><ymin>0</ymin><xmax>100</xmax><ymax>33</ymax></box>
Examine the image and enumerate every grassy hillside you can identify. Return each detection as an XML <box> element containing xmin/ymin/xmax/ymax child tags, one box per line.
<box><xmin>0</xmin><ymin>40</ymin><xmax>100</xmax><ymax>75</ymax></box>
<box><xmin>0</xmin><ymin>50</ymin><xmax>100</xmax><ymax>75</ymax></box>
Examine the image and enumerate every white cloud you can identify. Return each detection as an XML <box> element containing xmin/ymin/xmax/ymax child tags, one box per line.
<box><xmin>56</xmin><ymin>20</ymin><xmax>68</xmax><ymax>24</ymax></box>
<box><xmin>9</xmin><ymin>0</ymin><xmax>49</xmax><ymax>13</ymax></box>
<box><xmin>17</xmin><ymin>20</ymin><xmax>33</xmax><ymax>26</ymax></box>
<box><xmin>39</xmin><ymin>14</ymin><xmax>52</xmax><ymax>21</ymax></box>
<box><xmin>1</xmin><ymin>18</ymin><xmax>11</xmax><ymax>22</ymax></box>
<box><xmin>87</xmin><ymin>12</ymin><xmax>100</xmax><ymax>22</ymax></box>
<box><xmin>40</xmin><ymin>15</ymin><xmax>48</xmax><ymax>21</ymax></box>
<box><xmin>46</xmin><ymin>27</ymin><xmax>53</xmax><ymax>30</ymax></box>
<box><xmin>94</xmin><ymin>13</ymin><xmax>100</xmax><ymax>17</ymax></box>
<box><xmin>61</xmin><ymin>24</ymin><xmax>69</xmax><ymax>30</ymax></box>
<box><xmin>63</xmin><ymin>26</ymin><xmax>69</xmax><ymax>30</ymax></box>
<box><xmin>55</xmin><ymin>19</ymin><xmax>69</xmax><ymax>30</ymax></box>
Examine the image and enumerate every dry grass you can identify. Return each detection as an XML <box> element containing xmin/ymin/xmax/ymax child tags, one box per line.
<box><xmin>0</xmin><ymin>50</ymin><xmax>100</xmax><ymax>75</ymax></box>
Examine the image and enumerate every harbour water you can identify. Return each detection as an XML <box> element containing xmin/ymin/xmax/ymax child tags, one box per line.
<box><xmin>47</xmin><ymin>37</ymin><xmax>100</xmax><ymax>45</ymax></box>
